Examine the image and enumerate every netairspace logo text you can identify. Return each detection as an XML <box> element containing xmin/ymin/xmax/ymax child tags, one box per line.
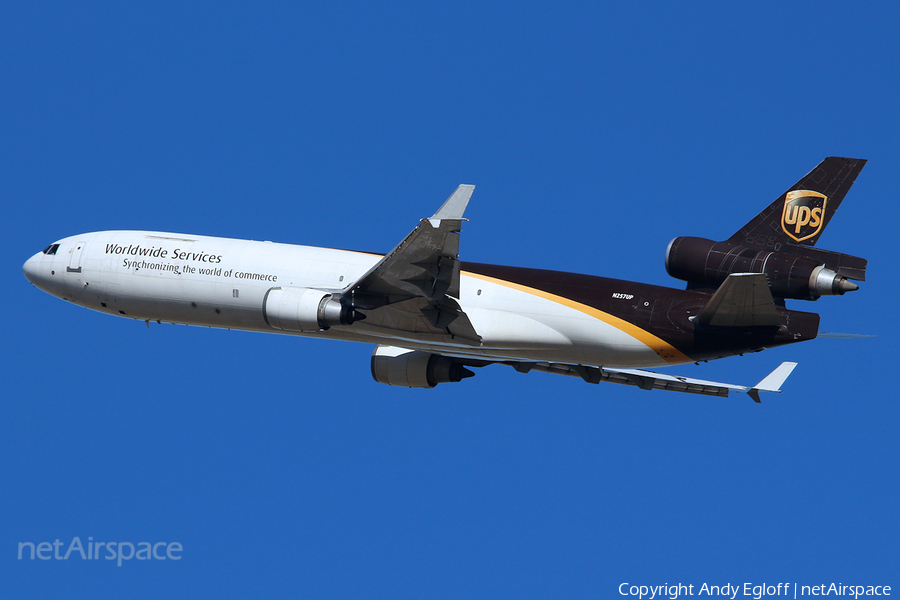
<box><xmin>18</xmin><ymin>537</ymin><xmax>182</xmax><ymax>567</ymax></box>
<box><xmin>619</xmin><ymin>582</ymin><xmax>891</xmax><ymax>600</ymax></box>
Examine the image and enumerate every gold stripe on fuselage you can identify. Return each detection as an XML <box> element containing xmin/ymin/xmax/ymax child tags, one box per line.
<box><xmin>463</xmin><ymin>271</ymin><xmax>692</xmax><ymax>365</ymax></box>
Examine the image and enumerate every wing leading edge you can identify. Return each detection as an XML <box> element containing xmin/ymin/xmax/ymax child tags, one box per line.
<box><xmin>510</xmin><ymin>360</ymin><xmax>797</xmax><ymax>401</ymax></box>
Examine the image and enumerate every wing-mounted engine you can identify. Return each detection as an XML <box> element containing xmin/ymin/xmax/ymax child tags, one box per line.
<box><xmin>263</xmin><ymin>185</ymin><xmax>482</xmax><ymax>342</ymax></box>
<box><xmin>665</xmin><ymin>156</ymin><xmax>867</xmax><ymax>300</ymax></box>
<box><xmin>263</xmin><ymin>287</ymin><xmax>362</xmax><ymax>332</ymax></box>
<box><xmin>370</xmin><ymin>345</ymin><xmax>475</xmax><ymax>388</ymax></box>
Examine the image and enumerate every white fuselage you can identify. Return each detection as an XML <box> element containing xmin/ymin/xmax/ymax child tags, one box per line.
<box><xmin>23</xmin><ymin>231</ymin><xmax>680</xmax><ymax>368</ymax></box>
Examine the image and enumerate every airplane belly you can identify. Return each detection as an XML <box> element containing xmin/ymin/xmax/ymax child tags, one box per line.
<box><xmin>464</xmin><ymin>307</ymin><xmax>572</xmax><ymax>348</ymax></box>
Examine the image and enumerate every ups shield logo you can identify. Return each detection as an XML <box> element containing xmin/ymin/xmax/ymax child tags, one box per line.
<box><xmin>782</xmin><ymin>190</ymin><xmax>827</xmax><ymax>242</ymax></box>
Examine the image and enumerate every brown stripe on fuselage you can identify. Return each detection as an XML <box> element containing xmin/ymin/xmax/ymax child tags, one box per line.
<box><xmin>461</xmin><ymin>262</ymin><xmax>819</xmax><ymax>363</ymax></box>
<box><xmin>334</xmin><ymin>250</ymin><xmax>817</xmax><ymax>361</ymax></box>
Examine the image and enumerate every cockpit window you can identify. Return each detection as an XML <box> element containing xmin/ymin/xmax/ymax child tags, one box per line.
<box><xmin>42</xmin><ymin>244</ymin><xmax>59</xmax><ymax>255</ymax></box>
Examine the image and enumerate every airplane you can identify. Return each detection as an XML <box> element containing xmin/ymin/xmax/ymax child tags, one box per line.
<box><xmin>22</xmin><ymin>157</ymin><xmax>867</xmax><ymax>401</ymax></box>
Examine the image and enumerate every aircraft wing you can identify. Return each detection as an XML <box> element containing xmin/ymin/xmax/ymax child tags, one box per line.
<box><xmin>511</xmin><ymin>360</ymin><xmax>797</xmax><ymax>401</ymax></box>
<box><xmin>344</xmin><ymin>185</ymin><xmax>482</xmax><ymax>345</ymax></box>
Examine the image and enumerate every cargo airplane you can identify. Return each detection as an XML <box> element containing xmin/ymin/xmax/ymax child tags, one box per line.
<box><xmin>23</xmin><ymin>157</ymin><xmax>867</xmax><ymax>400</ymax></box>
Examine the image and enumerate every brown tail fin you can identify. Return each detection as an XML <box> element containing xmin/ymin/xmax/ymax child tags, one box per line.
<box><xmin>728</xmin><ymin>157</ymin><xmax>866</xmax><ymax>248</ymax></box>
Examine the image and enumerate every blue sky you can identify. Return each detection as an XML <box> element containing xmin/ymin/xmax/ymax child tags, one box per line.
<box><xmin>3</xmin><ymin>2</ymin><xmax>897</xmax><ymax>598</ymax></box>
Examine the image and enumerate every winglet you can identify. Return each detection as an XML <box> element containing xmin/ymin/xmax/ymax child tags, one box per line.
<box><xmin>431</xmin><ymin>184</ymin><xmax>475</xmax><ymax>221</ymax></box>
<box><xmin>747</xmin><ymin>361</ymin><xmax>798</xmax><ymax>402</ymax></box>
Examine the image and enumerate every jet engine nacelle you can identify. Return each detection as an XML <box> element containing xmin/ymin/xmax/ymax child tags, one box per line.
<box><xmin>665</xmin><ymin>236</ymin><xmax>858</xmax><ymax>300</ymax></box>
<box><xmin>371</xmin><ymin>345</ymin><xmax>474</xmax><ymax>388</ymax></box>
<box><xmin>263</xmin><ymin>287</ymin><xmax>357</xmax><ymax>332</ymax></box>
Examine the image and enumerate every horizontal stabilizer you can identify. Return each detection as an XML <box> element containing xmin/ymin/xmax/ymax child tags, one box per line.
<box><xmin>695</xmin><ymin>273</ymin><xmax>780</xmax><ymax>327</ymax></box>
<box><xmin>817</xmin><ymin>332</ymin><xmax>875</xmax><ymax>338</ymax></box>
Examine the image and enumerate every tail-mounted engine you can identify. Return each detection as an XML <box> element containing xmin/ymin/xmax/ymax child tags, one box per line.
<box><xmin>667</xmin><ymin>157</ymin><xmax>868</xmax><ymax>300</ymax></box>
<box><xmin>263</xmin><ymin>287</ymin><xmax>362</xmax><ymax>332</ymax></box>
<box><xmin>665</xmin><ymin>237</ymin><xmax>864</xmax><ymax>300</ymax></box>
<box><xmin>371</xmin><ymin>345</ymin><xmax>474</xmax><ymax>388</ymax></box>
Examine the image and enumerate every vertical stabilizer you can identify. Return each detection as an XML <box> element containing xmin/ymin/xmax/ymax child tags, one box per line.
<box><xmin>729</xmin><ymin>157</ymin><xmax>866</xmax><ymax>248</ymax></box>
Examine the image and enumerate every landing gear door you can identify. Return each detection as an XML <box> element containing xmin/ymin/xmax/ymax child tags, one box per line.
<box><xmin>67</xmin><ymin>241</ymin><xmax>86</xmax><ymax>273</ymax></box>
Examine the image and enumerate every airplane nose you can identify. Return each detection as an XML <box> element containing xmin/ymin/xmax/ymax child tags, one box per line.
<box><xmin>23</xmin><ymin>253</ymin><xmax>42</xmax><ymax>285</ymax></box>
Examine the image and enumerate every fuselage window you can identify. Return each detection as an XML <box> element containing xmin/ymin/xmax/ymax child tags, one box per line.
<box><xmin>42</xmin><ymin>244</ymin><xmax>60</xmax><ymax>255</ymax></box>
